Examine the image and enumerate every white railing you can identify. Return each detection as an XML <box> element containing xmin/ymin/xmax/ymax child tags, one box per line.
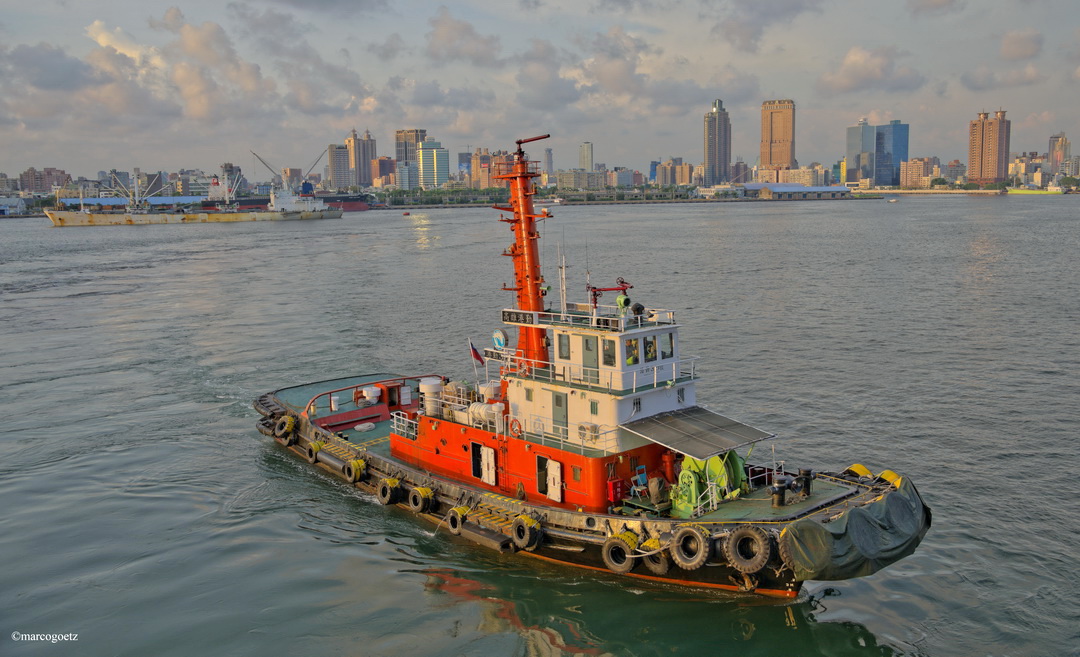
<box><xmin>482</xmin><ymin>348</ymin><xmax>697</xmax><ymax>394</ymax></box>
<box><xmin>501</xmin><ymin>304</ymin><xmax>677</xmax><ymax>332</ymax></box>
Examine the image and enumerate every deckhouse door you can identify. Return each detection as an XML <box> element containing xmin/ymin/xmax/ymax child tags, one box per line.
<box><xmin>480</xmin><ymin>445</ymin><xmax>497</xmax><ymax>486</ymax></box>
<box><xmin>546</xmin><ymin>459</ymin><xmax>563</xmax><ymax>502</ymax></box>
<box><xmin>551</xmin><ymin>391</ymin><xmax>568</xmax><ymax>439</ymax></box>
<box><xmin>582</xmin><ymin>336</ymin><xmax>599</xmax><ymax>384</ymax></box>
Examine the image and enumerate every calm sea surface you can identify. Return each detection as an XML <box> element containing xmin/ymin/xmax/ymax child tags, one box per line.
<box><xmin>1</xmin><ymin>196</ymin><xmax>1077</xmax><ymax>656</ymax></box>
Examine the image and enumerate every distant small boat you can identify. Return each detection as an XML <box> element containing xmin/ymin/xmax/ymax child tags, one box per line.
<box><xmin>403</xmin><ymin>212</ymin><xmax>411</xmax><ymax>216</ymax></box>
<box><xmin>887</xmin><ymin>198</ymin><xmax>899</xmax><ymax>203</ymax></box>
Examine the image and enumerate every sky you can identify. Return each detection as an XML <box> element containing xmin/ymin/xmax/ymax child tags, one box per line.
<box><xmin>1</xmin><ymin>0</ymin><xmax>1078</xmax><ymax>180</ymax></box>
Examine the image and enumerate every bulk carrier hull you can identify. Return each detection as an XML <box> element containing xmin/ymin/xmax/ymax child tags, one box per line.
<box><xmin>45</xmin><ymin>208</ymin><xmax>341</xmax><ymax>226</ymax></box>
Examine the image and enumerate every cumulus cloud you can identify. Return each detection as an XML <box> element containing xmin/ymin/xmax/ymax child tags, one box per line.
<box><xmin>960</xmin><ymin>63</ymin><xmax>1046</xmax><ymax>91</ymax></box>
<box><xmin>424</xmin><ymin>8</ymin><xmax>503</xmax><ymax>68</ymax></box>
<box><xmin>513</xmin><ymin>39</ymin><xmax>583</xmax><ymax>111</ymax></box>
<box><xmin>907</xmin><ymin>0</ymin><xmax>964</xmax><ymax>14</ymax></box>
<box><xmin>3</xmin><ymin>43</ymin><xmax>102</xmax><ymax>91</ymax></box>
<box><xmin>367</xmin><ymin>33</ymin><xmax>408</xmax><ymax>62</ymax></box>
<box><xmin>1000</xmin><ymin>28</ymin><xmax>1043</xmax><ymax>61</ymax></box>
<box><xmin>817</xmin><ymin>46</ymin><xmax>926</xmax><ymax>94</ymax></box>
<box><xmin>711</xmin><ymin>0</ymin><xmax>824</xmax><ymax>53</ymax></box>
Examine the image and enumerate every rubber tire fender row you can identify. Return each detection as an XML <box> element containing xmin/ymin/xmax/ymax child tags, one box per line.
<box><xmin>305</xmin><ymin>442</ymin><xmax>323</xmax><ymax>464</ymax></box>
<box><xmin>722</xmin><ymin>524</ymin><xmax>773</xmax><ymax>575</ymax></box>
<box><xmin>670</xmin><ymin>526</ymin><xmax>712</xmax><ymax>571</ymax></box>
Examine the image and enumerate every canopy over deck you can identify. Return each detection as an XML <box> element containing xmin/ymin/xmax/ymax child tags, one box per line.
<box><xmin>620</xmin><ymin>406</ymin><xmax>775</xmax><ymax>460</ymax></box>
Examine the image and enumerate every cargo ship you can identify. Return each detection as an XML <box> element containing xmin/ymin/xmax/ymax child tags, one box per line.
<box><xmin>47</xmin><ymin>185</ymin><xmax>341</xmax><ymax>227</ymax></box>
<box><xmin>253</xmin><ymin>134</ymin><xmax>930</xmax><ymax>597</ymax></box>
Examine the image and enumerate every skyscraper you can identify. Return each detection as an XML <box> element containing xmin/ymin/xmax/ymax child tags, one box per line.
<box><xmin>845</xmin><ymin>118</ymin><xmax>909</xmax><ymax>186</ymax></box>
<box><xmin>417</xmin><ymin>139</ymin><xmax>449</xmax><ymax>190</ymax></box>
<box><xmin>968</xmin><ymin>110</ymin><xmax>1011</xmax><ymax>185</ymax></box>
<box><xmin>845</xmin><ymin>118</ymin><xmax>876</xmax><ymax>183</ymax></box>
<box><xmin>1048</xmin><ymin>132</ymin><xmax>1070</xmax><ymax>176</ymax></box>
<box><xmin>579</xmin><ymin>142</ymin><xmax>593</xmax><ymax>171</ymax></box>
<box><xmin>345</xmin><ymin>129</ymin><xmax>377</xmax><ymax>187</ymax></box>
<box><xmin>544</xmin><ymin>148</ymin><xmax>553</xmax><ymax>175</ymax></box>
<box><xmin>395</xmin><ymin>129</ymin><xmax>427</xmax><ymax>165</ymax></box>
<box><xmin>704</xmin><ymin>99</ymin><xmax>732</xmax><ymax>185</ymax></box>
<box><xmin>327</xmin><ymin>143</ymin><xmax>351</xmax><ymax>190</ymax></box>
<box><xmin>760</xmin><ymin>99</ymin><xmax>796</xmax><ymax>171</ymax></box>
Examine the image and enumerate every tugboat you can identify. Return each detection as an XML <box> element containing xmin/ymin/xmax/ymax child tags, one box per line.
<box><xmin>253</xmin><ymin>135</ymin><xmax>930</xmax><ymax>597</ymax></box>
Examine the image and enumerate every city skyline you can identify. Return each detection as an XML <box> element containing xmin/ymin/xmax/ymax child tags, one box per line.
<box><xmin>2</xmin><ymin>1</ymin><xmax>1078</xmax><ymax>179</ymax></box>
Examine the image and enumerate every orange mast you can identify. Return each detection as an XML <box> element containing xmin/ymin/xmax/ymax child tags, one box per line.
<box><xmin>494</xmin><ymin>134</ymin><xmax>551</xmax><ymax>370</ymax></box>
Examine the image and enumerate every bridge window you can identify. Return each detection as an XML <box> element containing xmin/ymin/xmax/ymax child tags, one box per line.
<box><xmin>625</xmin><ymin>338</ymin><xmax>640</xmax><ymax>365</ymax></box>
<box><xmin>644</xmin><ymin>335</ymin><xmax>657</xmax><ymax>362</ymax></box>
<box><xmin>660</xmin><ymin>332</ymin><xmax>674</xmax><ymax>360</ymax></box>
<box><xmin>602</xmin><ymin>339</ymin><xmax>616</xmax><ymax>366</ymax></box>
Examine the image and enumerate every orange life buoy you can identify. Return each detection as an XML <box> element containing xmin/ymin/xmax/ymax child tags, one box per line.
<box><xmin>509</xmin><ymin>418</ymin><xmax>522</xmax><ymax>437</ymax></box>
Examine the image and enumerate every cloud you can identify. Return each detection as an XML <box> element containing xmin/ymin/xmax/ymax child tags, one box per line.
<box><xmin>513</xmin><ymin>40</ymin><xmax>583</xmax><ymax>111</ymax></box>
<box><xmin>424</xmin><ymin>8</ymin><xmax>504</xmax><ymax>68</ymax></box>
<box><xmin>259</xmin><ymin>0</ymin><xmax>390</xmax><ymax>14</ymax></box>
<box><xmin>907</xmin><ymin>0</ymin><xmax>964</xmax><ymax>14</ymax></box>
<box><xmin>711</xmin><ymin>0</ymin><xmax>824</xmax><ymax>53</ymax></box>
<box><xmin>1000</xmin><ymin>28</ymin><xmax>1043</xmax><ymax>61</ymax></box>
<box><xmin>960</xmin><ymin>63</ymin><xmax>1046</xmax><ymax>91</ymax></box>
<box><xmin>367</xmin><ymin>34</ymin><xmax>408</xmax><ymax>62</ymax></box>
<box><xmin>817</xmin><ymin>46</ymin><xmax>926</xmax><ymax>94</ymax></box>
<box><xmin>3</xmin><ymin>43</ymin><xmax>102</xmax><ymax>91</ymax></box>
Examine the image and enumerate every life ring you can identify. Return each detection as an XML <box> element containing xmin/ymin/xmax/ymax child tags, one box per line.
<box><xmin>305</xmin><ymin>441</ymin><xmax>323</xmax><ymax>464</ymax></box>
<box><xmin>639</xmin><ymin>538</ymin><xmax>671</xmax><ymax>576</ymax></box>
<box><xmin>722</xmin><ymin>525</ymin><xmax>773</xmax><ymax>574</ymax></box>
<box><xmin>601</xmin><ymin>531</ymin><xmax>639</xmax><ymax>574</ymax></box>
<box><xmin>670</xmin><ymin>526</ymin><xmax>712</xmax><ymax>571</ymax></box>
<box><xmin>344</xmin><ymin>459</ymin><xmax>366</xmax><ymax>483</ymax></box>
<box><xmin>376</xmin><ymin>478</ymin><xmax>399</xmax><ymax>505</ymax></box>
<box><xmin>511</xmin><ymin>515</ymin><xmax>542</xmax><ymax>551</ymax></box>
<box><xmin>509</xmin><ymin>418</ymin><xmax>523</xmax><ymax>437</ymax></box>
<box><xmin>446</xmin><ymin>507</ymin><xmax>469</xmax><ymax>535</ymax></box>
<box><xmin>408</xmin><ymin>486</ymin><xmax>433</xmax><ymax>513</ymax></box>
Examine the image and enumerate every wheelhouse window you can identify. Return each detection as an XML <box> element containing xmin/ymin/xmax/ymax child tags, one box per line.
<box><xmin>624</xmin><ymin>338</ymin><xmax>640</xmax><ymax>365</ymax></box>
<box><xmin>557</xmin><ymin>333</ymin><xmax>570</xmax><ymax>360</ymax></box>
<box><xmin>660</xmin><ymin>332</ymin><xmax>674</xmax><ymax>360</ymax></box>
<box><xmin>602</xmin><ymin>339</ymin><xmax>616</xmax><ymax>367</ymax></box>
<box><xmin>644</xmin><ymin>335</ymin><xmax>657</xmax><ymax>362</ymax></box>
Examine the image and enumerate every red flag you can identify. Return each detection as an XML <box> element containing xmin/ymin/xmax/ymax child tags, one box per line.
<box><xmin>469</xmin><ymin>340</ymin><xmax>485</xmax><ymax>364</ymax></box>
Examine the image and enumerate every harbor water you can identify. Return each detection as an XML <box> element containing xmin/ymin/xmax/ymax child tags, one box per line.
<box><xmin>1</xmin><ymin>196</ymin><xmax>1077</xmax><ymax>656</ymax></box>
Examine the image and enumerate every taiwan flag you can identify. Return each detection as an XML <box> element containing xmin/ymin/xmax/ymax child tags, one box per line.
<box><xmin>469</xmin><ymin>340</ymin><xmax>485</xmax><ymax>364</ymax></box>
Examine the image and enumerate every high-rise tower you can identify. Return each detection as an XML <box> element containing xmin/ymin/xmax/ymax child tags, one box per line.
<box><xmin>1048</xmin><ymin>132</ymin><xmax>1070</xmax><ymax>176</ymax></box>
<box><xmin>704</xmin><ymin>99</ymin><xmax>732</xmax><ymax>185</ymax></box>
<box><xmin>968</xmin><ymin>110</ymin><xmax>1011</xmax><ymax>185</ymax></box>
<box><xmin>760</xmin><ymin>99</ymin><xmax>796</xmax><ymax>170</ymax></box>
<box><xmin>579</xmin><ymin>142</ymin><xmax>594</xmax><ymax>171</ymax></box>
<box><xmin>395</xmin><ymin>129</ymin><xmax>428</xmax><ymax>165</ymax></box>
<box><xmin>846</xmin><ymin>119</ymin><xmax>908</xmax><ymax>186</ymax></box>
<box><xmin>345</xmin><ymin>129</ymin><xmax>377</xmax><ymax>187</ymax></box>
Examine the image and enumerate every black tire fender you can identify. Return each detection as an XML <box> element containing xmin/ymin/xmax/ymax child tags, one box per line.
<box><xmin>511</xmin><ymin>515</ymin><xmax>542</xmax><ymax>551</ymax></box>
<box><xmin>601</xmin><ymin>531</ymin><xmax>639</xmax><ymax>574</ymax></box>
<box><xmin>670</xmin><ymin>526</ymin><xmax>712</xmax><ymax>571</ymax></box>
<box><xmin>446</xmin><ymin>507</ymin><xmax>468</xmax><ymax>536</ymax></box>
<box><xmin>722</xmin><ymin>525</ymin><xmax>773</xmax><ymax>574</ymax></box>
<box><xmin>408</xmin><ymin>486</ymin><xmax>433</xmax><ymax>513</ymax></box>
<box><xmin>376</xmin><ymin>479</ymin><xmax>399</xmax><ymax>506</ymax></box>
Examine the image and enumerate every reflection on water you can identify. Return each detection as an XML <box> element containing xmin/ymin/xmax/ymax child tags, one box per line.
<box><xmin>406</xmin><ymin>213</ymin><xmax>435</xmax><ymax>249</ymax></box>
<box><xmin>420</xmin><ymin>565</ymin><xmax>909</xmax><ymax>657</ymax></box>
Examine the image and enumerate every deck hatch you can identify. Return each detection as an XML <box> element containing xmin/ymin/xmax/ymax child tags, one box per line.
<box><xmin>620</xmin><ymin>406</ymin><xmax>775</xmax><ymax>459</ymax></box>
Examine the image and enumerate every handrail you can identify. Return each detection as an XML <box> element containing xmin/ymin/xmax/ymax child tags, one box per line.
<box><xmin>482</xmin><ymin>349</ymin><xmax>697</xmax><ymax>395</ymax></box>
